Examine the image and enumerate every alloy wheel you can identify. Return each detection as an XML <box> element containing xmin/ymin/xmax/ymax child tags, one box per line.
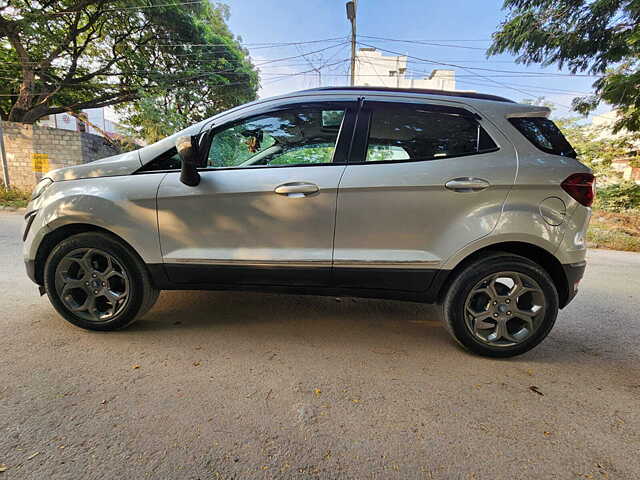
<box><xmin>463</xmin><ymin>271</ymin><xmax>546</xmax><ymax>347</ymax></box>
<box><xmin>54</xmin><ymin>248</ymin><xmax>130</xmax><ymax>322</ymax></box>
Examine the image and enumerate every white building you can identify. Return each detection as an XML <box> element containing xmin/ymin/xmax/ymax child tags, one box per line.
<box><xmin>38</xmin><ymin>107</ymin><xmax>124</xmax><ymax>138</ymax></box>
<box><xmin>354</xmin><ymin>48</ymin><xmax>463</xmax><ymax>91</ymax></box>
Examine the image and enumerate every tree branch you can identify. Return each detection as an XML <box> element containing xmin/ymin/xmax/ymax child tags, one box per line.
<box><xmin>44</xmin><ymin>91</ymin><xmax>139</xmax><ymax>117</ymax></box>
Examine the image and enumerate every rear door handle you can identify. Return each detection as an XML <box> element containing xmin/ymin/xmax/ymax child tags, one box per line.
<box><xmin>274</xmin><ymin>182</ymin><xmax>319</xmax><ymax>197</ymax></box>
<box><xmin>445</xmin><ymin>177</ymin><xmax>490</xmax><ymax>192</ymax></box>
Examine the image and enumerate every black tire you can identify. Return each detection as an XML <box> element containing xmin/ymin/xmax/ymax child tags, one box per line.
<box><xmin>44</xmin><ymin>232</ymin><xmax>159</xmax><ymax>331</ymax></box>
<box><xmin>442</xmin><ymin>252</ymin><xmax>559</xmax><ymax>358</ymax></box>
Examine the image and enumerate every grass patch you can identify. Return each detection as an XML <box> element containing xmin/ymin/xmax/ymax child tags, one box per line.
<box><xmin>588</xmin><ymin>209</ymin><xmax>640</xmax><ymax>252</ymax></box>
<box><xmin>0</xmin><ymin>185</ymin><xmax>30</xmax><ymax>208</ymax></box>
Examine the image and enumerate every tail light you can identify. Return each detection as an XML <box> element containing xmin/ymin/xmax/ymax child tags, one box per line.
<box><xmin>561</xmin><ymin>173</ymin><xmax>596</xmax><ymax>207</ymax></box>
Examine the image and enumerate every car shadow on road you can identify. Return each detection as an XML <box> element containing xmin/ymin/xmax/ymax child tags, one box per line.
<box><xmin>124</xmin><ymin>290</ymin><xmax>457</xmax><ymax>353</ymax></box>
<box><xmin>120</xmin><ymin>290</ymin><xmax>640</xmax><ymax>368</ymax></box>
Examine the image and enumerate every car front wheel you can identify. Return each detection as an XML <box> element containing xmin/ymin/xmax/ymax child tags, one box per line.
<box><xmin>442</xmin><ymin>252</ymin><xmax>559</xmax><ymax>357</ymax></box>
<box><xmin>44</xmin><ymin>232</ymin><xmax>159</xmax><ymax>331</ymax></box>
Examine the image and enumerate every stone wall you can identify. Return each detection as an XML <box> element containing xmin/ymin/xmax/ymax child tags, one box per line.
<box><xmin>0</xmin><ymin>121</ymin><xmax>120</xmax><ymax>191</ymax></box>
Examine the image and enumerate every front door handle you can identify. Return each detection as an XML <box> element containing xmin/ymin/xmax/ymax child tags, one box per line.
<box><xmin>274</xmin><ymin>182</ymin><xmax>319</xmax><ymax>197</ymax></box>
<box><xmin>445</xmin><ymin>177</ymin><xmax>490</xmax><ymax>192</ymax></box>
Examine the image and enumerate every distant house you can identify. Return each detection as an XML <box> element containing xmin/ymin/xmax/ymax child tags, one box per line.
<box><xmin>38</xmin><ymin>107</ymin><xmax>125</xmax><ymax>140</ymax></box>
<box><xmin>354</xmin><ymin>48</ymin><xmax>470</xmax><ymax>91</ymax></box>
<box><xmin>610</xmin><ymin>157</ymin><xmax>640</xmax><ymax>183</ymax></box>
<box><xmin>589</xmin><ymin>110</ymin><xmax>640</xmax><ymax>184</ymax></box>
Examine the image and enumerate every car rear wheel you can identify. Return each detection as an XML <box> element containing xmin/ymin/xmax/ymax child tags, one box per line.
<box><xmin>44</xmin><ymin>232</ymin><xmax>159</xmax><ymax>331</ymax></box>
<box><xmin>442</xmin><ymin>252</ymin><xmax>559</xmax><ymax>357</ymax></box>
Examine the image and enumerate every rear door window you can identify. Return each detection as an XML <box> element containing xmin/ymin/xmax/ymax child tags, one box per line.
<box><xmin>509</xmin><ymin>117</ymin><xmax>576</xmax><ymax>158</ymax></box>
<box><xmin>358</xmin><ymin>103</ymin><xmax>498</xmax><ymax>163</ymax></box>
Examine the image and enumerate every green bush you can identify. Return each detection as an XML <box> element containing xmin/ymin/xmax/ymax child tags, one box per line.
<box><xmin>594</xmin><ymin>182</ymin><xmax>640</xmax><ymax>212</ymax></box>
<box><xmin>0</xmin><ymin>185</ymin><xmax>30</xmax><ymax>208</ymax></box>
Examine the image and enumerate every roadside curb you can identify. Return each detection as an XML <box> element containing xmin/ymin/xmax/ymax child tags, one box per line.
<box><xmin>0</xmin><ymin>206</ymin><xmax>26</xmax><ymax>214</ymax></box>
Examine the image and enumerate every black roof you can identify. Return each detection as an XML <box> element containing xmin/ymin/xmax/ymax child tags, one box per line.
<box><xmin>300</xmin><ymin>86</ymin><xmax>515</xmax><ymax>103</ymax></box>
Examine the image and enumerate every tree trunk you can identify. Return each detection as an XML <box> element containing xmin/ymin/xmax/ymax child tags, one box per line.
<box><xmin>8</xmin><ymin>71</ymin><xmax>36</xmax><ymax>123</ymax></box>
<box><xmin>17</xmin><ymin>104</ymin><xmax>52</xmax><ymax>124</ymax></box>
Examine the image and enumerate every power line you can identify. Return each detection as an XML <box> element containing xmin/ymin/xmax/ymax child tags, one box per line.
<box><xmin>158</xmin><ymin>37</ymin><xmax>348</xmax><ymax>48</ymax></box>
<box><xmin>455</xmin><ymin>80</ymin><xmax>576</xmax><ymax>110</ymax></box>
<box><xmin>261</xmin><ymin>67</ymin><xmax>590</xmax><ymax>98</ymax></box>
<box><xmin>46</xmin><ymin>1</ymin><xmax>207</xmax><ymax>16</ymax></box>
<box><xmin>254</xmin><ymin>59</ymin><xmax>350</xmax><ymax>82</ymax></box>
<box><xmin>0</xmin><ymin>79</ymin><xmax>257</xmax><ymax>97</ymax></box>
<box><xmin>295</xmin><ymin>40</ymin><xmax>348</xmax><ymax>88</ymax></box>
<box><xmin>0</xmin><ymin>42</ymin><xmax>350</xmax><ymax>89</ymax></box>
<box><xmin>354</xmin><ymin>55</ymin><xmax>395</xmax><ymax>87</ymax></box>
<box><xmin>0</xmin><ymin>39</ymin><xmax>349</xmax><ymax>66</ymax></box>
<box><xmin>0</xmin><ymin>58</ymin><xmax>352</xmax><ymax>97</ymax></box>
<box><xmin>359</xmin><ymin>35</ymin><xmax>488</xmax><ymax>51</ymax></box>
<box><xmin>361</xmin><ymin>35</ymin><xmax>491</xmax><ymax>42</ymax></box>
<box><xmin>256</xmin><ymin>69</ymin><xmax>593</xmax><ymax>94</ymax></box>
<box><xmin>357</xmin><ymin>41</ymin><xmax>533</xmax><ymax>98</ymax></box>
<box><xmin>355</xmin><ymin>41</ymin><xmax>578</xmax><ymax>108</ymax></box>
<box><xmin>357</xmin><ymin>42</ymin><xmax>603</xmax><ymax>78</ymax></box>
<box><xmin>455</xmin><ymin>78</ymin><xmax>586</xmax><ymax>97</ymax></box>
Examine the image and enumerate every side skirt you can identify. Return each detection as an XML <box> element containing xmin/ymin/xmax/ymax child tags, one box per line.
<box><xmin>147</xmin><ymin>263</ymin><xmax>450</xmax><ymax>304</ymax></box>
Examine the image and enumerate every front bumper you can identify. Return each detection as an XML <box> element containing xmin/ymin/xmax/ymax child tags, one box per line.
<box><xmin>25</xmin><ymin>259</ymin><xmax>38</xmax><ymax>284</ymax></box>
<box><xmin>23</xmin><ymin>207</ymin><xmax>48</xmax><ymax>286</ymax></box>
<box><xmin>561</xmin><ymin>260</ymin><xmax>586</xmax><ymax>307</ymax></box>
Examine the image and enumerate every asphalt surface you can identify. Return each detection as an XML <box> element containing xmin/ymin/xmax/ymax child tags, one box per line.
<box><xmin>1</xmin><ymin>210</ymin><xmax>639</xmax><ymax>480</ymax></box>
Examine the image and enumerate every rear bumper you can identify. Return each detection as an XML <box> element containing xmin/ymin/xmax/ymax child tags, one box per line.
<box><xmin>561</xmin><ymin>260</ymin><xmax>586</xmax><ymax>307</ymax></box>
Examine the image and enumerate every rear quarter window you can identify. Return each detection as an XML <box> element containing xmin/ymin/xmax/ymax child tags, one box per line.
<box><xmin>509</xmin><ymin>117</ymin><xmax>576</xmax><ymax>158</ymax></box>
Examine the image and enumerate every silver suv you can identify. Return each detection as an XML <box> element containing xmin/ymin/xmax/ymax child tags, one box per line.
<box><xmin>23</xmin><ymin>87</ymin><xmax>594</xmax><ymax>357</ymax></box>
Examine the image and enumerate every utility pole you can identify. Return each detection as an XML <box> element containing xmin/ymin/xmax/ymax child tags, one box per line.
<box><xmin>0</xmin><ymin>122</ymin><xmax>9</xmax><ymax>188</ymax></box>
<box><xmin>346</xmin><ymin>1</ymin><xmax>357</xmax><ymax>86</ymax></box>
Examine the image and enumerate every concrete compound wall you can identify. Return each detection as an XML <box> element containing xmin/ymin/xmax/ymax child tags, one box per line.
<box><xmin>1</xmin><ymin>121</ymin><xmax>120</xmax><ymax>191</ymax></box>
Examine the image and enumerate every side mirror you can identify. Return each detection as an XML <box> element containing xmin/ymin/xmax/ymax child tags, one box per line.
<box><xmin>176</xmin><ymin>135</ymin><xmax>200</xmax><ymax>186</ymax></box>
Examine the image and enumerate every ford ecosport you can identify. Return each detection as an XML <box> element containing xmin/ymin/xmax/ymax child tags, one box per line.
<box><xmin>23</xmin><ymin>87</ymin><xmax>594</xmax><ymax>357</ymax></box>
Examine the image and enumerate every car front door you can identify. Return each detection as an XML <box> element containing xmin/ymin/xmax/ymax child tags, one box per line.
<box><xmin>157</xmin><ymin>101</ymin><xmax>356</xmax><ymax>286</ymax></box>
<box><xmin>333</xmin><ymin>98</ymin><xmax>517</xmax><ymax>291</ymax></box>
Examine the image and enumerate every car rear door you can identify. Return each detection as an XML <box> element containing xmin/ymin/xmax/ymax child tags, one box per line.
<box><xmin>332</xmin><ymin>97</ymin><xmax>517</xmax><ymax>291</ymax></box>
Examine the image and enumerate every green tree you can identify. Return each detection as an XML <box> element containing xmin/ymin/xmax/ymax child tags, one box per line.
<box><xmin>118</xmin><ymin>94</ymin><xmax>187</xmax><ymax>144</ymax></box>
<box><xmin>553</xmin><ymin>115</ymin><xmax>639</xmax><ymax>181</ymax></box>
<box><xmin>0</xmin><ymin>1</ymin><xmax>258</xmax><ymax>124</ymax></box>
<box><xmin>489</xmin><ymin>0</ymin><xmax>640</xmax><ymax>132</ymax></box>
<box><xmin>558</xmin><ymin>118</ymin><xmax>618</xmax><ymax>174</ymax></box>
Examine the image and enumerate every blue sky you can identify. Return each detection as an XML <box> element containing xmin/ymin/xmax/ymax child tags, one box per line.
<box><xmin>224</xmin><ymin>0</ymin><xmax>608</xmax><ymax>118</ymax></box>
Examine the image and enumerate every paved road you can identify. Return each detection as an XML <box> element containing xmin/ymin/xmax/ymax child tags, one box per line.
<box><xmin>1</xmin><ymin>211</ymin><xmax>639</xmax><ymax>480</ymax></box>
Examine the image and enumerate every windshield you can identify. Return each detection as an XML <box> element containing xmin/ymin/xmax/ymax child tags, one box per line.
<box><xmin>509</xmin><ymin>117</ymin><xmax>577</xmax><ymax>158</ymax></box>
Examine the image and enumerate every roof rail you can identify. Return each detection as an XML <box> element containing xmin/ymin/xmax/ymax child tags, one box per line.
<box><xmin>299</xmin><ymin>86</ymin><xmax>515</xmax><ymax>103</ymax></box>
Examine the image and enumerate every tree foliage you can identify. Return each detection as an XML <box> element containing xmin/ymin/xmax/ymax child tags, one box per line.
<box><xmin>0</xmin><ymin>0</ymin><xmax>258</xmax><ymax>124</ymax></box>
<box><xmin>489</xmin><ymin>0</ymin><xmax>640</xmax><ymax>132</ymax></box>
<box><xmin>555</xmin><ymin>116</ymin><xmax>638</xmax><ymax>175</ymax></box>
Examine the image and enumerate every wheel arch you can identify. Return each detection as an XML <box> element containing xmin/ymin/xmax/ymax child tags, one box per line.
<box><xmin>34</xmin><ymin>223</ymin><xmax>148</xmax><ymax>286</ymax></box>
<box><xmin>435</xmin><ymin>241</ymin><xmax>570</xmax><ymax>308</ymax></box>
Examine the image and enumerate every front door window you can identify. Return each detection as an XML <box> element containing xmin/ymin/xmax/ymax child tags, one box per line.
<box><xmin>206</xmin><ymin>108</ymin><xmax>346</xmax><ymax>169</ymax></box>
